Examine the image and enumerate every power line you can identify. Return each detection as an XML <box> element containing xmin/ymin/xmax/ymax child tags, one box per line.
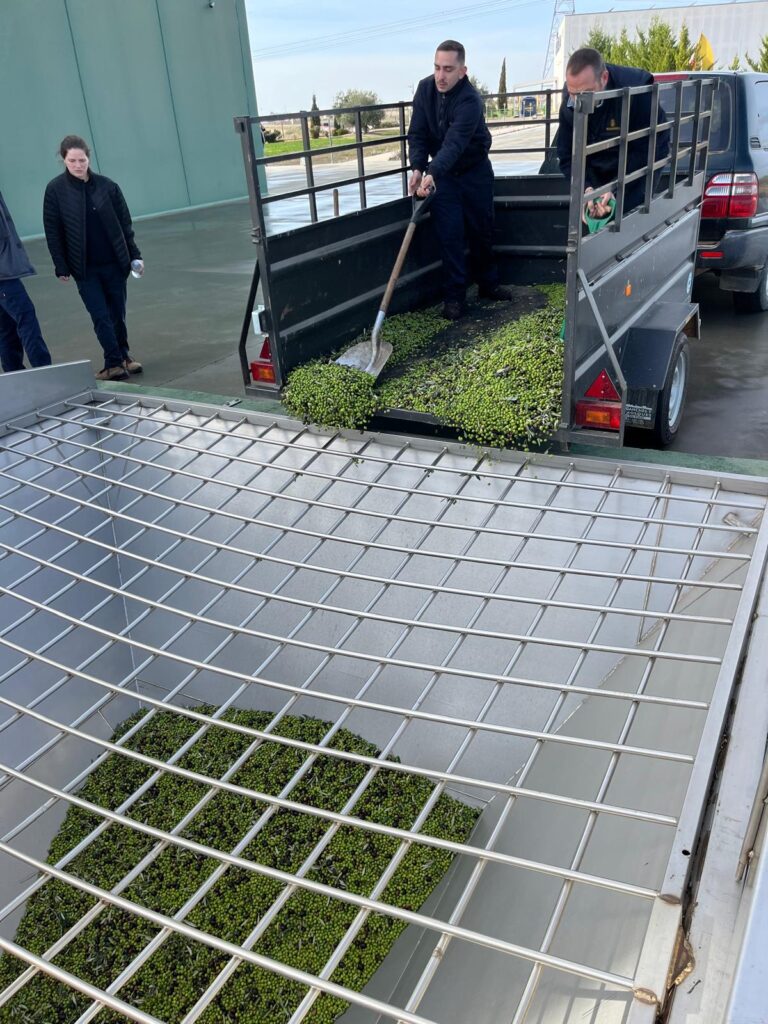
<box><xmin>251</xmin><ymin>0</ymin><xmax>534</xmax><ymax>60</ymax></box>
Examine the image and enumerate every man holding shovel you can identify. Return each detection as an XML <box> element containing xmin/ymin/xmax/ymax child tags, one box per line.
<box><xmin>408</xmin><ymin>40</ymin><xmax>512</xmax><ymax>321</ymax></box>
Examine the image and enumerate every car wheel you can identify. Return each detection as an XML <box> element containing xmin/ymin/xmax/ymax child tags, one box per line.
<box><xmin>733</xmin><ymin>263</ymin><xmax>768</xmax><ymax>312</ymax></box>
<box><xmin>653</xmin><ymin>332</ymin><xmax>689</xmax><ymax>446</ymax></box>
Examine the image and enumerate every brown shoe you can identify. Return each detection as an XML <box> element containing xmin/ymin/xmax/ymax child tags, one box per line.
<box><xmin>123</xmin><ymin>357</ymin><xmax>143</xmax><ymax>374</ymax></box>
<box><xmin>95</xmin><ymin>365</ymin><xmax>129</xmax><ymax>381</ymax></box>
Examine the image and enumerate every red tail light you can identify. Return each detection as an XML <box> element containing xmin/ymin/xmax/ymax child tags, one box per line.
<box><xmin>575</xmin><ymin>370</ymin><xmax>622</xmax><ymax>431</ymax></box>
<box><xmin>701</xmin><ymin>173</ymin><xmax>758</xmax><ymax>219</ymax></box>
<box><xmin>250</xmin><ymin>337</ymin><xmax>277</xmax><ymax>384</ymax></box>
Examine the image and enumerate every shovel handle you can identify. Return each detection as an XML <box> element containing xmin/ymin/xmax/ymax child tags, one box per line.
<box><xmin>379</xmin><ymin>221</ymin><xmax>418</xmax><ymax>316</ymax></box>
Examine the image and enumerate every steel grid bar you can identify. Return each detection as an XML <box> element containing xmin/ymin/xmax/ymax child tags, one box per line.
<box><xmin>180</xmin><ymin>454</ymin><xmax>567</xmax><ymax>1024</ymax></box>
<box><xmin>0</xmin><ymin>460</ymin><xmax>663</xmax><ymax>1011</ymax></box>
<box><xmin>0</xmin><ymin>761</ymin><xmax>655</xmax><ymax>918</ymax></box>
<box><xmin>0</xmin><ymin>550</ymin><xmax>722</xmax><ymax>668</ymax></box>
<box><xmin>0</xmin><ymin>447</ymin><xmax>750</xmax><ymax>565</ymax></box>
<box><xmin>0</xmin><ymin>416</ymin><xmax>341</xmax><ymax>795</ymax></box>
<box><xmin>0</xmin><ymin>581</ymin><xmax>703</xmax><ymax>762</ymax></box>
<box><xmin>64</xmin><ymin>398</ymin><xmax>768</xmax><ymax>513</ymax></box>
<box><xmin>1</xmin><ymin>404</ymin><xmax>762</xmax><ymax>1024</ymax></box>
<box><xmin>8</xmin><ymin>414</ymin><xmax>759</xmax><ymax>537</ymax></box>
<box><xmin>0</xmin><ymin>540</ymin><xmax>717</xmax><ymax>708</ymax></box>
<box><xmin>0</xmin><ymin>531</ymin><xmax>731</xmax><ymax>658</ymax></box>
<box><xmin>508</xmin><ymin>480</ymin><xmax>728</xmax><ymax>1023</ymax></box>
<box><xmin>0</xmin><ymin>676</ymin><xmax>680</xmax><ymax>824</ymax></box>
<box><xmin>284</xmin><ymin>461</ymin><xmax>635</xmax><ymax>1024</ymax></box>
<box><xmin>399</xmin><ymin>470</ymin><xmax>715</xmax><ymax>1020</ymax></box>
<box><xmin>0</xmin><ymin>491</ymin><xmax>741</xmax><ymax>631</ymax></box>
<box><xmin>0</xmin><ymin>843</ymin><xmax>637</xmax><ymax>1007</ymax></box>
<box><xmin>1</xmin><ymin>441</ymin><xmax>746</xmax><ymax>593</ymax></box>
<box><xmin>0</xmin><ymin>938</ymin><xmax>165</xmax><ymax>1024</ymax></box>
<box><xmin>0</xmin><ymin>432</ymin><xmax>415</xmax><ymax>1006</ymax></box>
<box><xmin>0</xmin><ymin>847</ymin><xmax>447</xmax><ymax>1024</ymax></box>
<box><xmin>63</xmin><ymin>442</ymin><xmax>509</xmax><ymax>1023</ymax></box>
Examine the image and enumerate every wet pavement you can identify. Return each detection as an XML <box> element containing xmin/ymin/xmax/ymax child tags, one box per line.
<box><xmin>15</xmin><ymin>162</ymin><xmax>768</xmax><ymax>462</ymax></box>
<box><xmin>671</xmin><ymin>278</ymin><xmax>768</xmax><ymax>457</ymax></box>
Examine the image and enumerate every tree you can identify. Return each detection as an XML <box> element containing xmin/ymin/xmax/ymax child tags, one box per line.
<box><xmin>310</xmin><ymin>94</ymin><xmax>320</xmax><ymax>140</ymax></box>
<box><xmin>584</xmin><ymin>26</ymin><xmax>615</xmax><ymax>60</ymax></box>
<box><xmin>581</xmin><ymin>17</ymin><xmax>715</xmax><ymax>72</ymax></box>
<box><xmin>675</xmin><ymin>23</ymin><xmax>694</xmax><ymax>70</ymax></box>
<box><xmin>498</xmin><ymin>58</ymin><xmax>507</xmax><ymax>112</ymax></box>
<box><xmin>746</xmin><ymin>36</ymin><xmax>768</xmax><ymax>71</ymax></box>
<box><xmin>332</xmin><ymin>89</ymin><xmax>383</xmax><ymax>132</ymax></box>
<box><xmin>469</xmin><ymin>74</ymin><xmax>490</xmax><ymax>95</ymax></box>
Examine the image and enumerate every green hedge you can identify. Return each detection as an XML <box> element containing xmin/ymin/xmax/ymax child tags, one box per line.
<box><xmin>0</xmin><ymin>708</ymin><xmax>478</xmax><ymax>1024</ymax></box>
<box><xmin>282</xmin><ymin>285</ymin><xmax>565</xmax><ymax>449</ymax></box>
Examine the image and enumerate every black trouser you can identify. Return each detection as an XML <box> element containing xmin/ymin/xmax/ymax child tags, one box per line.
<box><xmin>76</xmin><ymin>263</ymin><xmax>129</xmax><ymax>369</ymax></box>
<box><xmin>430</xmin><ymin>158</ymin><xmax>498</xmax><ymax>304</ymax></box>
<box><xmin>0</xmin><ymin>278</ymin><xmax>51</xmax><ymax>372</ymax></box>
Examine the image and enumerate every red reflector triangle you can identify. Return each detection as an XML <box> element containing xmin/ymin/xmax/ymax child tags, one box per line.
<box><xmin>585</xmin><ymin>370</ymin><xmax>620</xmax><ymax>401</ymax></box>
<box><xmin>259</xmin><ymin>337</ymin><xmax>272</xmax><ymax>361</ymax></box>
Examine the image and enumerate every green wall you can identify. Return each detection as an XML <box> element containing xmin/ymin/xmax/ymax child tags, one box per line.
<box><xmin>0</xmin><ymin>0</ymin><xmax>259</xmax><ymax>237</ymax></box>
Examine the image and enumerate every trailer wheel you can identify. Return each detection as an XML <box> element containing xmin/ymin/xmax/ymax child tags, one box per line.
<box><xmin>732</xmin><ymin>263</ymin><xmax>768</xmax><ymax>313</ymax></box>
<box><xmin>653</xmin><ymin>332</ymin><xmax>689</xmax><ymax>446</ymax></box>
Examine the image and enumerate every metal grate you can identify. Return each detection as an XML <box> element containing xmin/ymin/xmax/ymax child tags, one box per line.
<box><xmin>0</xmin><ymin>386</ymin><xmax>766</xmax><ymax>1024</ymax></box>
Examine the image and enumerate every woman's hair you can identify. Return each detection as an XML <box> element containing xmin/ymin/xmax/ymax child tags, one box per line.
<box><xmin>59</xmin><ymin>135</ymin><xmax>90</xmax><ymax>159</ymax></box>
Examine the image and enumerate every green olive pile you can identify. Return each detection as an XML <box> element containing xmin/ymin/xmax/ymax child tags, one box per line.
<box><xmin>0</xmin><ymin>708</ymin><xmax>478</xmax><ymax>1024</ymax></box>
<box><xmin>282</xmin><ymin>286</ymin><xmax>565</xmax><ymax>449</ymax></box>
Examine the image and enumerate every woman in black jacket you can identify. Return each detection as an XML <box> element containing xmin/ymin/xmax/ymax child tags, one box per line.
<box><xmin>43</xmin><ymin>135</ymin><xmax>144</xmax><ymax>381</ymax></box>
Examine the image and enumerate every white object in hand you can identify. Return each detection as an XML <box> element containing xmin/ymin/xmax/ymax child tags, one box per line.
<box><xmin>130</xmin><ymin>259</ymin><xmax>144</xmax><ymax>279</ymax></box>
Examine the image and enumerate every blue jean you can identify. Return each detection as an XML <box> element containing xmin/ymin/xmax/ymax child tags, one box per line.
<box><xmin>0</xmin><ymin>278</ymin><xmax>52</xmax><ymax>373</ymax></box>
<box><xmin>76</xmin><ymin>263</ymin><xmax>129</xmax><ymax>369</ymax></box>
<box><xmin>430</xmin><ymin>159</ymin><xmax>499</xmax><ymax>303</ymax></box>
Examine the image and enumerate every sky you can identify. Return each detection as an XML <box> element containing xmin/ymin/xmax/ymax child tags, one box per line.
<box><xmin>246</xmin><ymin>0</ymin><xmax>753</xmax><ymax>113</ymax></box>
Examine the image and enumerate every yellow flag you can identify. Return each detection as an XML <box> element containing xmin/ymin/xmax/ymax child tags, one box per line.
<box><xmin>693</xmin><ymin>33</ymin><xmax>716</xmax><ymax>70</ymax></box>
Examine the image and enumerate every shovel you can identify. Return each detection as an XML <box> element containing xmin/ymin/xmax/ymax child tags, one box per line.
<box><xmin>336</xmin><ymin>190</ymin><xmax>434</xmax><ymax>377</ymax></box>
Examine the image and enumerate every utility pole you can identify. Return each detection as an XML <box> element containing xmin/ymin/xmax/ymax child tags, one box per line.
<box><xmin>542</xmin><ymin>0</ymin><xmax>575</xmax><ymax>82</ymax></box>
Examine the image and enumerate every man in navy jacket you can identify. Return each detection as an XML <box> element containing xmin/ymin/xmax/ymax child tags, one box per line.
<box><xmin>0</xmin><ymin>192</ymin><xmax>51</xmax><ymax>373</ymax></box>
<box><xmin>408</xmin><ymin>40</ymin><xmax>511</xmax><ymax>319</ymax></box>
<box><xmin>557</xmin><ymin>48</ymin><xmax>669</xmax><ymax>218</ymax></box>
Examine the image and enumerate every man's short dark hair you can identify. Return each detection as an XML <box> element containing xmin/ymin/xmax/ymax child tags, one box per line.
<box><xmin>436</xmin><ymin>40</ymin><xmax>466</xmax><ymax>64</ymax></box>
<box><xmin>566</xmin><ymin>47</ymin><xmax>606</xmax><ymax>78</ymax></box>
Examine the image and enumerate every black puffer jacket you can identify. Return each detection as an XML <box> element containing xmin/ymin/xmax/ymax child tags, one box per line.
<box><xmin>43</xmin><ymin>171</ymin><xmax>141</xmax><ymax>281</ymax></box>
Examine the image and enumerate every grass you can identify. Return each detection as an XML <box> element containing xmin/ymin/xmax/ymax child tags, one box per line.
<box><xmin>264</xmin><ymin>129</ymin><xmax>400</xmax><ymax>159</ymax></box>
<box><xmin>0</xmin><ymin>707</ymin><xmax>478</xmax><ymax>1024</ymax></box>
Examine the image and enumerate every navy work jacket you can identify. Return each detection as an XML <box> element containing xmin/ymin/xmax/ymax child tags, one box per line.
<box><xmin>408</xmin><ymin>74</ymin><xmax>492</xmax><ymax>180</ymax></box>
<box><xmin>557</xmin><ymin>63</ymin><xmax>669</xmax><ymax>200</ymax></box>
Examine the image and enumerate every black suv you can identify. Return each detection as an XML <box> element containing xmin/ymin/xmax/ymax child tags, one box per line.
<box><xmin>657</xmin><ymin>71</ymin><xmax>768</xmax><ymax>311</ymax></box>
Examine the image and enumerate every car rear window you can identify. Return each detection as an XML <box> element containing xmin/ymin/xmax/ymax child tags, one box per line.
<box><xmin>657</xmin><ymin>76</ymin><xmax>732</xmax><ymax>155</ymax></box>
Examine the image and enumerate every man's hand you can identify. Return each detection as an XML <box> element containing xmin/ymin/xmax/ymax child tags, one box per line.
<box><xmin>408</xmin><ymin>170</ymin><xmax>422</xmax><ymax>196</ymax></box>
<box><xmin>57</xmin><ymin>275</ymin><xmax>70</xmax><ymax>282</ymax></box>
<box><xmin>416</xmin><ymin>173</ymin><xmax>435</xmax><ymax>198</ymax></box>
<box><xmin>585</xmin><ymin>190</ymin><xmax>614</xmax><ymax>219</ymax></box>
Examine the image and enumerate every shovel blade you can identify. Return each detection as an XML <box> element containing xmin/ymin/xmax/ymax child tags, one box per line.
<box><xmin>335</xmin><ymin>340</ymin><xmax>393</xmax><ymax>378</ymax></box>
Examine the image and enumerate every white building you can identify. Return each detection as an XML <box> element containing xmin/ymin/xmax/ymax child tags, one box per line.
<box><xmin>555</xmin><ymin>0</ymin><xmax>768</xmax><ymax>84</ymax></box>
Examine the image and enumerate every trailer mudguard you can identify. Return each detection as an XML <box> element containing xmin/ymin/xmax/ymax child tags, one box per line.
<box><xmin>620</xmin><ymin>301</ymin><xmax>698</xmax><ymax>429</ymax></box>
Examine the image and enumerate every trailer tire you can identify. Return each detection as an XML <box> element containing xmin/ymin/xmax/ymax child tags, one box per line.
<box><xmin>732</xmin><ymin>263</ymin><xmax>768</xmax><ymax>313</ymax></box>
<box><xmin>653</xmin><ymin>332</ymin><xmax>689</xmax><ymax>446</ymax></box>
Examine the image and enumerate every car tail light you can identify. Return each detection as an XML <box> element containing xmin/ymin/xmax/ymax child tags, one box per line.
<box><xmin>701</xmin><ymin>173</ymin><xmax>758</xmax><ymax>218</ymax></box>
<box><xmin>575</xmin><ymin>370</ymin><xmax>622</xmax><ymax>431</ymax></box>
<box><xmin>250</xmin><ymin>337</ymin><xmax>277</xmax><ymax>384</ymax></box>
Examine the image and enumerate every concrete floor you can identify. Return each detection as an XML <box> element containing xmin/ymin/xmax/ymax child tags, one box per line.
<box><xmin>16</xmin><ymin>194</ymin><xmax>768</xmax><ymax>464</ymax></box>
<box><xmin>23</xmin><ymin>199</ymin><xmax>256</xmax><ymax>398</ymax></box>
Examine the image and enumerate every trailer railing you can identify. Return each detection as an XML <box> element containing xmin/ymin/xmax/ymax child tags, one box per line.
<box><xmin>561</xmin><ymin>77</ymin><xmax>713</xmax><ymax>446</ymax></box>
<box><xmin>235</xmin><ymin>79</ymin><xmax>713</xmax><ymax>451</ymax></box>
